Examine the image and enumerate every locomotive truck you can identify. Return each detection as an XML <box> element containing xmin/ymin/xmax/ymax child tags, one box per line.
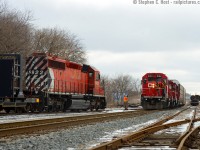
<box><xmin>141</xmin><ymin>73</ymin><xmax>186</xmax><ymax>109</ymax></box>
<box><xmin>0</xmin><ymin>53</ymin><xmax>106</xmax><ymax>113</ymax></box>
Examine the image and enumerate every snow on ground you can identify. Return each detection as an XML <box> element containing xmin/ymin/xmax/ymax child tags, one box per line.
<box><xmin>89</xmin><ymin>107</ymin><xmax>195</xmax><ymax>149</ymax></box>
<box><xmin>0</xmin><ymin>107</ymin><xmax>172</xmax><ymax>150</ymax></box>
<box><xmin>193</xmin><ymin>106</ymin><xmax>200</xmax><ymax>128</ymax></box>
<box><xmin>0</xmin><ymin>107</ymin><xmax>140</xmax><ymax>124</ymax></box>
<box><xmin>0</xmin><ymin>107</ymin><xmax>195</xmax><ymax>150</ymax></box>
<box><xmin>0</xmin><ymin>112</ymin><xmax>88</xmax><ymax>124</ymax></box>
<box><xmin>155</xmin><ymin>107</ymin><xmax>196</xmax><ymax>135</ymax></box>
<box><xmin>164</xmin><ymin>108</ymin><xmax>194</xmax><ymax>124</ymax></box>
<box><xmin>87</xmin><ymin>119</ymin><xmax>157</xmax><ymax>149</ymax></box>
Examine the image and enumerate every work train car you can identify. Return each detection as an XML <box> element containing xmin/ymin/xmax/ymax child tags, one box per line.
<box><xmin>0</xmin><ymin>53</ymin><xmax>106</xmax><ymax>113</ymax></box>
<box><xmin>141</xmin><ymin>73</ymin><xmax>186</xmax><ymax>109</ymax></box>
<box><xmin>190</xmin><ymin>95</ymin><xmax>200</xmax><ymax>106</ymax></box>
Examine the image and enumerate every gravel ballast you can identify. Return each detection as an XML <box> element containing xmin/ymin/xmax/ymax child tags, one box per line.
<box><xmin>0</xmin><ymin>108</ymin><xmax>183</xmax><ymax>150</ymax></box>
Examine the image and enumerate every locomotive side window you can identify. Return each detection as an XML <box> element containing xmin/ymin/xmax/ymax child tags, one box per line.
<box><xmin>142</xmin><ymin>79</ymin><xmax>147</xmax><ymax>84</ymax></box>
<box><xmin>163</xmin><ymin>79</ymin><xmax>167</xmax><ymax>84</ymax></box>
<box><xmin>96</xmin><ymin>73</ymin><xmax>100</xmax><ymax>81</ymax></box>
<box><xmin>89</xmin><ymin>72</ymin><xmax>93</xmax><ymax>78</ymax></box>
<box><xmin>156</xmin><ymin>77</ymin><xmax>162</xmax><ymax>82</ymax></box>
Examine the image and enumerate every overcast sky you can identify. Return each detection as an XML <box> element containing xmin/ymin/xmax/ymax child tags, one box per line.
<box><xmin>6</xmin><ymin>0</ymin><xmax>200</xmax><ymax>94</ymax></box>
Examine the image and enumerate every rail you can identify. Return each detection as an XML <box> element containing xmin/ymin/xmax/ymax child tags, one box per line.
<box><xmin>0</xmin><ymin>110</ymin><xmax>151</xmax><ymax>138</ymax></box>
<box><xmin>90</xmin><ymin>108</ymin><xmax>195</xmax><ymax>150</ymax></box>
<box><xmin>177</xmin><ymin>108</ymin><xmax>198</xmax><ymax>150</ymax></box>
<box><xmin>177</xmin><ymin>126</ymin><xmax>200</xmax><ymax>149</ymax></box>
<box><xmin>175</xmin><ymin>108</ymin><xmax>196</xmax><ymax>145</ymax></box>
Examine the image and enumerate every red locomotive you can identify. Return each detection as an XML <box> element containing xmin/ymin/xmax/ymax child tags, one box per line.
<box><xmin>141</xmin><ymin>73</ymin><xmax>186</xmax><ymax>109</ymax></box>
<box><xmin>0</xmin><ymin>53</ymin><xmax>106</xmax><ymax>113</ymax></box>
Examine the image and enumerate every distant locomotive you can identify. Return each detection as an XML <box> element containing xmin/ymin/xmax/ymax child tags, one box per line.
<box><xmin>190</xmin><ymin>95</ymin><xmax>200</xmax><ymax>106</ymax></box>
<box><xmin>141</xmin><ymin>73</ymin><xmax>186</xmax><ymax>109</ymax></box>
<box><xmin>0</xmin><ymin>53</ymin><xmax>106</xmax><ymax>113</ymax></box>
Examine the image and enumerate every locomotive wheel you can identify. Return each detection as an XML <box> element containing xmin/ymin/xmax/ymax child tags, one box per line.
<box><xmin>25</xmin><ymin>104</ymin><xmax>32</xmax><ymax>113</ymax></box>
<box><xmin>38</xmin><ymin>105</ymin><xmax>44</xmax><ymax>112</ymax></box>
<box><xmin>62</xmin><ymin>101</ymin><xmax>68</xmax><ymax>112</ymax></box>
<box><xmin>15</xmin><ymin>108</ymin><xmax>23</xmax><ymax>113</ymax></box>
<box><xmin>4</xmin><ymin>109</ymin><xmax>10</xmax><ymax>113</ymax></box>
<box><xmin>52</xmin><ymin>104</ymin><xmax>57</xmax><ymax>112</ymax></box>
<box><xmin>167</xmin><ymin>101</ymin><xmax>170</xmax><ymax>107</ymax></box>
<box><xmin>90</xmin><ymin>107</ymin><xmax>93</xmax><ymax>111</ymax></box>
<box><xmin>0</xmin><ymin>106</ymin><xmax>3</xmax><ymax>111</ymax></box>
<box><xmin>96</xmin><ymin>106</ymin><xmax>99</xmax><ymax>111</ymax></box>
<box><xmin>66</xmin><ymin>99</ymin><xmax>72</xmax><ymax>108</ymax></box>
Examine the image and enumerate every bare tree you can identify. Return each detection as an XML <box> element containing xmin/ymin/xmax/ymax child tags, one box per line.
<box><xmin>101</xmin><ymin>75</ymin><xmax>113</xmax><ymax>104</ymax></box>
<box><xmin>112</xmin><ymin>74</ymin><xmax>133</xmax><ymax>104</ymax></box>
<box><xmin>0</xmin><ymin>1</ymin><xmax>86</xmax><ymax>63</ymax></box>
<box><xmin>102</xmin><ymin>74</ymin><xmax>141</xmax><ymax>106</ymax></box>
<box><xmin>131</xmin><ymin>78</ymin><xmax>141</xmax><ymax>94</ymax></box>
<box><xmin>0</xmin><ymin>1</ymin><xmax>33</xmax><ymax>55</ymax></box>
<box><xmin>33</xmin><ymin>28</ymin><xmax>86</xmax><ymax>63</ymax></box>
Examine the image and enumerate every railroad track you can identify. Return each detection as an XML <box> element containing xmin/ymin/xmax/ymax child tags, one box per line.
<box><xmin>0</xmin><ymin>109</ymin><xmax>153</xmax><ymax>138</ymax></box>
<box><xmin>0</xmin><ymin>110</ymin><xmax>100</xmax><ymax>116</ymax></box>
<box><xmin>90</xmin><ymin>107</ymin><xmax>200</xmax><ymax>150</ymax></box>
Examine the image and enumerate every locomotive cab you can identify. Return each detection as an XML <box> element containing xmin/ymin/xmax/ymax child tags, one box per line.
<box><xmin>85</xmin><ymin>66</ymin><xmax>106</xmax><ymax>110</ymax></box>
<box><xmin>141</xmin><ymin>73</ymin><xmax>167</xmax><ymax>98</ymax></box>
<box><xmin>141</xmin><ymin>73</ymin><xmax>168</xmax><ymax>109</ymax></box>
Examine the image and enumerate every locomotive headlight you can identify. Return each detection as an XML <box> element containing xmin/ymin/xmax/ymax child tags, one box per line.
<box><xmin>152</xmin><ymin>83</ymin><xmax>155</xmax><ymax>88</ymax></box>
<box><xmin>36</xmin><ymin>98</ymin><xmax>40</xmax><ymax>103</ymax></box>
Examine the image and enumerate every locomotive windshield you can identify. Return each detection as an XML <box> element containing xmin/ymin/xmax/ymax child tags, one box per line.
<box><xmin>148</xmin><ymin>77</ymin><xmax>162</xmax><ymax>82</ymax></box>
<box><xmin>148</xmin><ymin>77</ymin><xmax>154</xmax><ymax>81</ymax></box>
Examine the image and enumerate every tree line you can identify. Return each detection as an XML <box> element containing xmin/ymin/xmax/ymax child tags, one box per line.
<box><xmin>102</xmin><ymin>74</ymin><xmax>141</xmax><ymax>106</ymax></box>
<box><xmin>0</xmin><ymin>1</ymin><xmax>86</xmax><ymax>63</ymax></box>
<box><xmin>0</xmin><ymin>1</ymin><xmax>141</xmax><ymax>106</ymax></box>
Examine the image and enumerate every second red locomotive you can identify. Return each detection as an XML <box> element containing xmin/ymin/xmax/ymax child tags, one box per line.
<box><xmin>0</xmin><ymin>53</ymin><xmax>106</xmax><ymax>113</ymax></box>
<box><xmin>141</xmin><ymin>73</ymin><xmax>186</xmax><ymax>109</ymax></box>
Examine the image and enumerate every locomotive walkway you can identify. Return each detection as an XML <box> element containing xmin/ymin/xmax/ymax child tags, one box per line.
<box><xmin>90</xmin><ymin>107</ymin><xmax>200</xmax><ymax>150</ymax></box>
<box><xmin>0</xmin><ymin>110</ymin><xmax>153</xmax><ymax>138</ymax></box>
